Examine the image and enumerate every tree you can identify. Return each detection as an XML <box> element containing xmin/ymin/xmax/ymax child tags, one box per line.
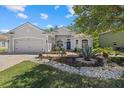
<box><xmin>54</xmin><ymin>25</ymin><xmax>58</xmax><ymax>30</ymax></box>
<box><xmin>73</xmin><ymin>5</ymin><xmax>124</xmax><ymax>48</ymax></box>
<box><xmin>44</xmin><ymin>26</ymin><xmax>58</xmax><ymax>32</ymax></box>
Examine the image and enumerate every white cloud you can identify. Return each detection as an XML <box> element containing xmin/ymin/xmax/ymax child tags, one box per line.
<box><xmin>54</xmin><ymin>6</ymin><xmax>60</xmax><ymax>10</ymax></box>
<box><xmin>65</xmin><ymin>5</ymin><xmax>75</xmax><ymax>19</ymax></box>
<box><xmin>46</xmin><ymin>24</ymin><xmax>53</xmax><ymax>28</ymax></box>
<box><xmin>65</xmin><ymin>14</ymin><xmax>73</xmax><ymax>18</ymax></box>
<box><xmin>17</xmin><ymin>13</ymin><xmax>28</xmax><ymax>19</ymax></box>
<box><xmin>40</xmin><ymin>13</ymin><xmax>48</xmax><ymax>20</ymax></box>
<box><xmin>58</xmin><ymin>25</ymin><xmax>64</xmax><ymax>28</ymax></box>
<box><xmin>0</xmin><ymin>29</ymin><xmax>9</xmax><ymax>33</ymax></box>
<box><xmin>4</xmin><ymin>5</ymin><xmax>26</xmax><ymax>12</ymax></box>
<box><xmin>67</xmin><ymin>5</ymin><xmax>75</xmax><ymax>15</ymax></box>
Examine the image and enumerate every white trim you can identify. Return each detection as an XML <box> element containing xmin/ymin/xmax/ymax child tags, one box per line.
<box><xmin>12</xmin><ymin>39</ymin><xmax>14</xmax><ymax>53</ymax></box>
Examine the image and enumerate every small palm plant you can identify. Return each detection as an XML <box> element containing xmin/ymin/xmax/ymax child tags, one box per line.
<box><xmin>82</xmin><ymin>45</ymin><xmax>92</xmax><ymax>61</ymax></box>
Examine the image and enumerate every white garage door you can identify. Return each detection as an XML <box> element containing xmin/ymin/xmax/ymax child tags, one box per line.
<box><xmin>14</xmin><ymin>38</ymin><xmax>43</xmax><ymax>53</ymax></box>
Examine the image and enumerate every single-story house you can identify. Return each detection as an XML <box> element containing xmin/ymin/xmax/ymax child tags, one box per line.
<box><xmin>7</xmin><ymin>22</ymin><xmax>93</xmax><ymax>53</ymax></box>
<box><xmin>99</xmin><ymin>31</ymin><xmax>124</xmax><ymax>49</ymax></box>
<box><xmin>0</xmin><ymin>34</ymin><xmax>8</xmax><ymax>48</ymax></box>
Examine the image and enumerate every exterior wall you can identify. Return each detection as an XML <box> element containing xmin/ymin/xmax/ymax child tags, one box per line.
<box><xmin>54</xmin><ymin>35</ymin><xmax>93</xmax><ymax>50</ymax></box>
<box><xmin>54</xmin><ymin>27</ymin><xmax>93</xmax><ymax>50</ymax></box>
<box><xmin>55</xmin><ymin>35</ymin><xmax>73</xmax><ymax>50</ymax></box>
<box><xmin>99</xmin><ymin>32</ymin><xmax>124</xmax><ymax>48</ymax></box>
<box><xmin>87</xmin><ymin>38</ymin><xmax>93</xmax><ymax>48</ymax></box>
<box><xmin>73</xmin><ymin>37</ymin><xmax>93</xmax><ymax>49</ymax></box>
<box><xmin>12</xmin><ymin>24</ymin><xmax>43</xmax><ymax>38</ymax></box>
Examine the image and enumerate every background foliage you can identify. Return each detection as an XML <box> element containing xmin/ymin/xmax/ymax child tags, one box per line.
<box><xmin>73</xmin><ymin>6</ymin><xmax>124</xmax><ymax>48</ymax></box>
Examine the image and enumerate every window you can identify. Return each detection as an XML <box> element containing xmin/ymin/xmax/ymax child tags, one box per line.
<box><xmin>67</xmin><ymin>39</ymin><xmax>70</xmax><ymax>42</ymax></box>
<box><xmin>76</xmin><ymin>40</ymin><xmax>78</xmax><ymax>45</ymax></box>
<box><xmin>57</xmin><ymin>40</ymin><xmax>63</xmax><ymax>48</ymax></box>
<box><xmin>2</xmin><ymin>41</ymin><xmax>5</xmax><ymax>47</ymax></box>
<box><xmin>82</xmin><ymin>39</ymin><xmax>88</xmax><ymax>48</ymax></box>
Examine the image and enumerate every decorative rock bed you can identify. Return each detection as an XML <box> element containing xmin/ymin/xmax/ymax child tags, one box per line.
<box><xmin>37</xmin><ymin>59</ymin><xmax>124</xmax><ymax>79</ymax></box>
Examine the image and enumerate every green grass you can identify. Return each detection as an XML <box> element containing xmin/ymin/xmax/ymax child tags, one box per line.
<box><xmin>0</xmin><ymin>61</ymin><xmax>124</xmax><ymax>88</ymax></box>
<box><xmin>0</xmin><ymin>47</ymin><xmax>7</xmax><ymax>53</ymax></box>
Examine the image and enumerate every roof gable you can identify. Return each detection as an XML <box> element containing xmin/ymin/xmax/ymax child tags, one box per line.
<box><xmin>54</xmin><ymin>27</ymin><xmax>75</xmax><ymax>35</ymax></box>
<box><xmin>7</xmin><ymin>22</ymin><xmax>44</xmax><ymax>34</ymax></box>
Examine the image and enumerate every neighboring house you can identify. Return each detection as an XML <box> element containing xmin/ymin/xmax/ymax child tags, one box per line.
<box><xmin>7</xmin><ymin>22</ymin><xmax>93</xmax><ymax>53</ymax></box>
<box><xmin>99</xmin><ymin>31</ymin><xmax>124</xmax><ymax>49</ymax></box>
<box><xmin>0</xmin><ymin>34</ymin><xmax>8</xmax><ymax>48</ymax></box>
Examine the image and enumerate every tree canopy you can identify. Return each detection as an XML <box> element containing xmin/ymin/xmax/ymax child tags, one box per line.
<box><xmin>73</xmin><ymin>5</ymin><xmax>124</xmax><ymax>47</ymax></box>
<box><xmin>73</xmin><ymin>5</ymin><xmax>124</xmax><ymax>33</ymax></box>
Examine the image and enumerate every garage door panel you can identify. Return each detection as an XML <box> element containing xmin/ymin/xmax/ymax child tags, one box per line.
<box><xmin>14</xmin><ymin>38</ymin><xmax>43</xmax><ymax>53</ymax></box>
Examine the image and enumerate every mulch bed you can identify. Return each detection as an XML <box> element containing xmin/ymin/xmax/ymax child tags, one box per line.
<box><xmin>51</xmin><ymin>56</ymin><xmax>102</xmax><ymax>67</ymax></box>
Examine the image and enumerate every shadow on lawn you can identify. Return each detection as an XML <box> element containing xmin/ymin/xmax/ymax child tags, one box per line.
<box><xmin>4</xmin><ymin>64</ymin><xmax>85</xmax><ymax>88</ymax></box>
<box><xmin>3</xmin><ymin>64</ymin><xmax>124</xmax><ymax>88</ymax></box>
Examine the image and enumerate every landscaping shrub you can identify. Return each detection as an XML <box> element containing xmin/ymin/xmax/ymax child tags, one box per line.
<box><xmin>74</xmin><ymin>48</ymin><xmax>82</xmax><ymax>53</ymax></box>
<box><xmin>111</xmin><ymin>56</ymin><xmax>124</xmax><ymax>66</ymax></box>
<box><xmin>95</xmin><ymin>57</ymin><xmax>104</xmax><ymax>66</ymax></box>
<box><xmin>102</xmin><ymin>52</ymin><xmax>109</xmax><ymax>59</ymax></box>
<box><xmin>60</xmin><ymin>48</ymin><xmax>66</xmax><ymax>56</ymax></box>
<box><xmin>82</xmin><ymin>45</ymin><xmax>92</xmax><ymax>61</ymax></box>
<box><xmin>92</xmin><ymin>47</ymin><xmax>122</xmax><ymax>56</ymax></box>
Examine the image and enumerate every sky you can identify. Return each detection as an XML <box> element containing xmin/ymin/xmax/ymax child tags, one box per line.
<box><xmin>0</xmin><ymin>5</ymin><xmax>76</xmax><ymax>33</ymax></box>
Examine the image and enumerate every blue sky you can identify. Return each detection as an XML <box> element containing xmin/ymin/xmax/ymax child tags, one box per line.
<box><xmin>0</xmin><ymin>5</ymin><xmax>76</xmax><ymax>32</ymax></box>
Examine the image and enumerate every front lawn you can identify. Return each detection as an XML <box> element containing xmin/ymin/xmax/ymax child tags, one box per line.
<box><xmin>0</xmin><ymin>61</ymin><xmax>124</xmax><ymax>88</ymax></box>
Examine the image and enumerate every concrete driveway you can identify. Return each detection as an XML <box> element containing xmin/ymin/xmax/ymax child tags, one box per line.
<box><xmin>0</xmin><ymin>54</ymin><xmax>37</xmax><ymax>71</ymax></box>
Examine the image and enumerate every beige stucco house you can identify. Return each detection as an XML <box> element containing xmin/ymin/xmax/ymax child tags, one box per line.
<box><xmin>99</xmin><ymin>31</ymin><xmax>124</xmax><ymax>49</ymax></box>
<box><xmin>7</xmin><ymin>22</ymin><xmax>93</xmax><ymax>53</ymax></box>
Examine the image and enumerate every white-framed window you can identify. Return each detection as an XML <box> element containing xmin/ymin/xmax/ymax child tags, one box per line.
<box><xmin>76</xmin><ymin>40</ymin><xmax>78</xmax><ymax>45</ymax></box>
<box><xmin>2</xmin><ymin>41</ymin><xmax>5</xmax><ymax>47</ymax></box>
<box><xmin>82</xmin><ymin>39</ymin><xmax>88</xmax><ymax>48</ymax></box>
<box><xmin>57</xmin><ymin>40</ymin><xmax>63</xmax><ymax>48</ymax></box>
